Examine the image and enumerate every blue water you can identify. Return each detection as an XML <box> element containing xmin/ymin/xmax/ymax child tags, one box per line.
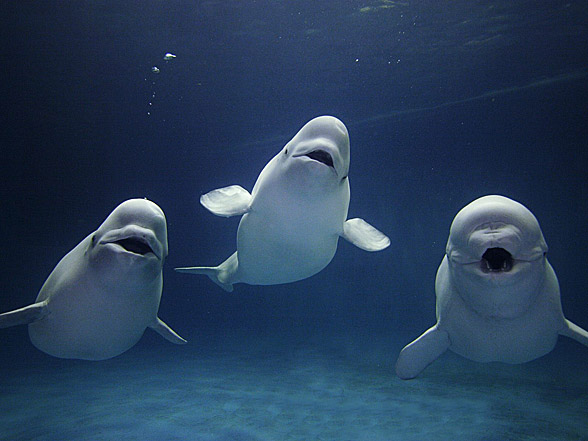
<box><xmin>1</xmin><ymin>1</ymin><xmax>588</xmax><ymax>440</ymax></box>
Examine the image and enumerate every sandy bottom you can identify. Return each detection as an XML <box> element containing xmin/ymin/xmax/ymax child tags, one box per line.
<box><xmin>1</xmin><ymin>335</ymin><xmax>587</xmax><ymax>441</ymax></box>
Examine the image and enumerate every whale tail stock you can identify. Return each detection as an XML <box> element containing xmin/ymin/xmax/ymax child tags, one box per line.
<box><xmin>175</xmin><ymin>252</ymin><xmax>237</xmax><ymax>292</ymax></box>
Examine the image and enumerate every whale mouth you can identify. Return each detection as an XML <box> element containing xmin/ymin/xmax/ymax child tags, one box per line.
<box><xmin>305</xmin><ymin>150</ymin><xmax>334</xmax><ymax>168</ymax></box>
<box><xmin>112</xmin><ymin>237</ymin><xmax>155</xmax><ymax>256</ymax></box>
<box><xmin>481</xmin><ymin>247</ymin><xmax>513</xmax><ymax>273</ymax></box>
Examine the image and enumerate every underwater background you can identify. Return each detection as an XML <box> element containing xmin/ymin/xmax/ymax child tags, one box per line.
<box><xmin>1</xmin><ymin>1</ymin><xmax>588</xmax><ymax>440</ymax></box>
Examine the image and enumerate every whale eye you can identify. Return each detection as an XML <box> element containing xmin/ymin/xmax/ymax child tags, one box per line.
<box><xmin>91</xmin><ymin>235</ymin><xmax>96</xmax><ymax>245</ymax></box>
<box><xmin>284</xmin><ymin>148</ymin><xmax>288</xmax><ymax>155</ymax></box>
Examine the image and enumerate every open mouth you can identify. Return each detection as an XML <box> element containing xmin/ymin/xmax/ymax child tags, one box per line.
<box><xmin>112</xmin><ymin>237</ymin><xmax>155</xmax><ymax>256</ymax></box>
<box><xmin>481</xmin><ymin>247</ymin><xmax>513</xmax><ymax>273</ymax></box>
<box><xmin>305</xmin><ymin>150</ymin><xmax>334</xmax><ymax>168</ymax></box>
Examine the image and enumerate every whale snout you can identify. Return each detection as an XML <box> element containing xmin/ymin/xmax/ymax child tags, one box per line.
<box><xmin>289</xmin><ymin>125</ymin><xmax>349</xmax><ymax>178</ymax></box>
<box><xmin>467</xmin><ymin>223</ymin><xmax>522</xmax><ymax>260</ymax></box>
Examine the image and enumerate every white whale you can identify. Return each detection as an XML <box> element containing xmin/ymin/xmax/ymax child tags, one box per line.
<box><xmin>396</xmin><ymin>195</ymin><xmax>588</xmax><ymax>379</ymax></box>
<box><xmin>0</xmin><ymin>199</ymin><xmax>186</xmax><ymax>360</ymax></box>
<box><xmin>176</xmin><ymin>116</ymin><xmax>390</xmax><ymax>291</ymax></box>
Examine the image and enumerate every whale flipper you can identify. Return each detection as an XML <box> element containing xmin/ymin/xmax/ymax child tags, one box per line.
<box><xmin>200</xmin><ymin>185</ymin><xmax>252</xmax><ymax>217</ymax></box>
<box><xmin>0</xmin><ymin>300</ymin><xmax>49</xmax><ymax>328</ymax></box>
<box><xmin>175</xmin><ymin>252</ymin><xmax>237</xmax><ymax>292</ymax></box>
<box><xmin>150</xmin><ymin>317</ymin><xmax>187</xmax><ymax>344</ymax></box>
<box><xmin>560</xmin><ymin>319</ymin><xmax>588</xmax><ymax>347</ymax></box>
<box><xmin>395</xmin><ymin>325</ymin><xmax>450</xmax><ymax>380</ymax></box>
<box><xmin>342</xmin><ymin>218</ymin><xmax>390</xmax><ymax>251</ymax></box>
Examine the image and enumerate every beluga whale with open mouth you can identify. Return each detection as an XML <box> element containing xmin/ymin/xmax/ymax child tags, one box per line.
<box><xmin>176</xmin><ymin>115</ymin><xmax>390</xmax><ymax>291</ymax></box>
<box><xmin>0</xmin><ymin>199</ymin><xmax>186</xmax><ymax>360</ymax></box>
<box><xmin>395</xmin><ymin>195</ymin><xmax>588</xmax><ymax>379</ymax></box>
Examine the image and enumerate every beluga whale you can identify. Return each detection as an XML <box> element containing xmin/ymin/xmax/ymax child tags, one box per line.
<box><xmin>176</xmin><ymin>115</ymin><xmax>390</xmax><ymax>291</ymax></box>
<box><xmin>0</xmin><ymin>199</ymin><xmax>186</xmax><ymax>360</ymax></box>
<box><xmin>395</xmin><ymin>195</ymin><xmax>588</xmax><ymax>379</ymax></box>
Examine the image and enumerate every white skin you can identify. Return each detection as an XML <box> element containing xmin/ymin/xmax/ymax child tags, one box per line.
<box><xmin>0</xmin><ymin>199</ymin><xmax>185</xmax><ymax>360</ymax></box>
<box><xmin>232</xmin><ymin>115</ymin><xmax>352</xmax><ymax>285</ymax></box>
<box><xmin>396</xmin><ymin>195</ymin><xmax>588</xmax><ymax>379</ymax></box>
<box><xmin>176</xmin><ymin>116</ymin><xmax>390</xmax><ymax>291</ymax></box>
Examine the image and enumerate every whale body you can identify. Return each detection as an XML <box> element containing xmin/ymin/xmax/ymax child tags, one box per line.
<box><xmin>0</xmin><ymin>199</ymin><xmax>186</xmax><ymax>360</ymax></box>
<box><xmin>396</xmin><ymin>195</ymin><xmax>588</xmax><ymax>379</ymax></box>
<box><xmin>176</xmin><ymin>116</ymin><xmax>390</xmax><ymax>291</ymax></box>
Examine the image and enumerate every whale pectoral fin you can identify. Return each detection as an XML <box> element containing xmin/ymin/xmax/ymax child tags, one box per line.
<box><xmin>395</xmin><ymin>325</ymin><xmax>450</xmax><ymax>380</ymax></box>
<box><xmin>200</xmin><ymin>185</ymin><xmax>252</xmax><ymax>217</ymax></box>
<box><xmin>342</xmin><ymin>218</ymin><xmax>390</xmax><ymax>251</ymax></box>
<box><xmin>150</xmin><ymin>317</ymin><xmax>187</xmax><ymax>345</ymax></box>
<box><xmin>560</xmin><ymin>319</ymin><xmax>588</xmax><ymax>347</ymax></box>
<box><xmin>0</xmin><ymin>300</ymin><xmax>49</xmax><ymax>328</ymax></box>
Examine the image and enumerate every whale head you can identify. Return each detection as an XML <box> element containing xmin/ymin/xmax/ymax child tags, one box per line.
<box><xmin>445</xmin><ymin>195</ymin><xmax>548</xmax><ymax>318</ymax></box>
<box><xmin>87</xmin><ymin>199</ymin><xmax>168</xmax><ymax>282</ymax></box>
<box><xmin>278</xmin><ymin>115</ymin><xmax>350</xmax><ymax>191</ymax></box>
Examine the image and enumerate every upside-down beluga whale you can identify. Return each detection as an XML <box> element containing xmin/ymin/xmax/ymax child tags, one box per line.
<box><xmin>176</xmin><ymin>115</ymin><xmax>390</xmax><ymax>291</ymax></box>
<box><xmin>395</xmin><ymin>195</ymin><xmax>588</xmax><ymax>379</ymax></box>
<box><xmin>0</xmin><ymin>199</ymin><xmax>186</xmax><ymax>360</ymax></box>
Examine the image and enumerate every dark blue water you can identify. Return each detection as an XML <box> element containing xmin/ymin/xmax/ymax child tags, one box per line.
<box><xmin>1</xmin><ymin>1</ymin><xmax>588</xmax><ymax>440</ymax></box>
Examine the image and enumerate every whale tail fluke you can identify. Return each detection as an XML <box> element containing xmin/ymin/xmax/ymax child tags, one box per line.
<box><xmin>560</xmin><ymin>319</ymin><xmax>588</xmax><ymax>347</ymax></box>
<box><xmin>175</xmin><ymin>266</ymin><xmax>234</xmax><ymax>292</ymax></box>
<box><xmin>175</xmin><ymin>252</ymin><xmax>237</xmax><ymax>292</ymax></box>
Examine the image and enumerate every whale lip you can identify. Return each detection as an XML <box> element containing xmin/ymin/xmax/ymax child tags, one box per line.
<box><xmin>99</xmin><ymin>227</ymin><xmax>163</xmax><ymax>260</ymax></box>
<box><xmin>111</xmin><ymin>237</ymin><xmax>155</xmax><ymax>257</ymax></box>
<box><xmin>480</xmin><ymin>247</ymin><xmax>514</xmax><ymax>273</ymax></box>
<box><xmin>303</xmin><ymin>150</ymin><xmax>334</xmax><ymax>168</ymax></box>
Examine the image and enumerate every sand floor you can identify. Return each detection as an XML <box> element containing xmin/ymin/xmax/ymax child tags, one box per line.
<box><xmin>0</xmin><ymin>336</ymin><xmax>587</xmax><ymax>441</ymax></box>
